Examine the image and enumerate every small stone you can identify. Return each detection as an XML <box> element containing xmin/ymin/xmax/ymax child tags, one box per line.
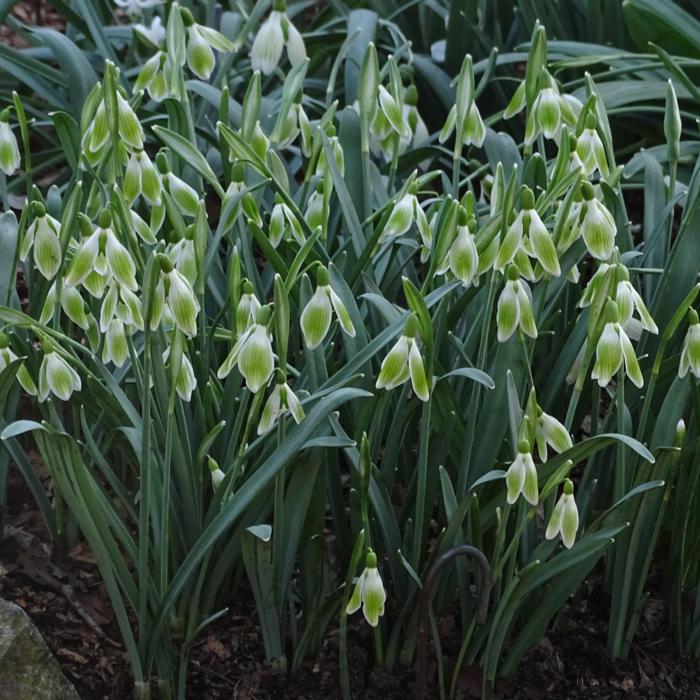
<box><xmin>0</xmin><ymin>597</ymin><xmax>80</xmax><ymax>700</ymax></box>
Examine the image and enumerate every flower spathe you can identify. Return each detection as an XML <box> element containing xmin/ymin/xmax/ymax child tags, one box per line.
<box><xmin>376</xmin><ymin>314</ymin><xmax>430</xmax><ymax>401</ymax></box>
<box><xmin>346</xmin><ymin>550</ymin><xmax>386</xmax><ymax>628</ymax></box>
<box><xmin>546</xmin><ymin>479</ymin><xmax>579</xmax><ymax>549</ymax></box>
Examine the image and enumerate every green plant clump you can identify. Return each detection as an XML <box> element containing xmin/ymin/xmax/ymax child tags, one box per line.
<box><xmin>0</xmin><ymin>1</ymin><xmax>699</xmax><ymax>698</ymax></box>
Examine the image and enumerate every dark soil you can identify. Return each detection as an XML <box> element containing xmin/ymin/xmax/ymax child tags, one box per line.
<box><xmin>2</xmin><ymin>466</ymin><xmax>700</xmax><ymax>700</ymax></box>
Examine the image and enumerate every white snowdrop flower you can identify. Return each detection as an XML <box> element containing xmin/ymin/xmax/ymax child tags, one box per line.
<box><xmin>257</xmin><ymin>371</ymin><xmax>305</xmax><ymax>435</ymax></box>
<box><xmin>580</xmin><ymin>183</ymin><xmax>616</xmax><ymax>261</ymax></box>
<box><xmin>615</xmin><ymin>276</ymin><xmax>657</xmax><ymax>335</ymax></box>
<box><xmin>576</xmin><ymin>113</ymin><xmax>609</xmax><ymax>177</ymax></box>
<box><xmin>495</xmin><ymin>187</ymin><xmax>559</xmax><ymax>277</ymax></box>
<box><xmin>346</xmin><ymin>550</ymin><xmax>386</xmax><ymax>628</ymax></box>
<box><xmin>250</xmin><ymin>1</ymin><xmax>306</xmax><ymax>75</ymax></box>
<box><xmin>376</xmin><ymin>314</ymin><xmax>430</xmax><ymax>402</ymax></box>
<box><xmin>679</xmin><ymin>310</ymin><xmax>700</xmax><ymax>379</ymax></box>
<box><xmin>379</xmin><ymin>190</ymin><xmax>430</xmax><ymax>245</ymax></box>
<box><xmin>505</xmin><ymin>439</ymin><xmax>539</xmax><ymax>506</ymax></box>
<box><xmin>496</xmin><ymin>267</ymin><xmax>538</xmax><ymax>343</ymax></box>
<box><xmin>134</xmin><ymin>16</ymin><xmax>165</xmax><ymax>45</ymax></box>
<box><xmin>300</xmin><ymin>266</ymin><xmax>355</xmax><ymax>350</ymax></box>
<box><xmin>163</xmin><ymin>345</ymin><xmax>197</xmax><ymax>402</ymax></box>
<box><xmin>546</xmin><ymin>479</ymin><xmax>579</xmax><ymax>549</ymax></box>
<box><xmin>38</xmin><ymin>346</ymin><xmax>81</xmax><ymax>402</ymax></box>
<box><xmin>217</xmin><ymin>306</ymin><xmax>274</xmax><ymax>393</ymax></box>
<box><xmin>235</xmin><ymin>279</ymin><xmax>263</xmax><ymax>336</ymax></box>
<box><xmin>0</xmin><ymin>109</ymin><xmax>20</xmax><ymax>176</ymax></box>
<box><xmin>0</xmin><ymin>333</ymin><xmax>37</xmax><ymax>396</ymax></box>
<box><xmin>591</xmin><ymin>300</ymin><xmax>643</xmax><ymax>388</ymax></box>
<box><xmin>20</xmin><ymin>204</ymin><xmax>62</xmax><ymax>280</ymax></box>
<box><xmin>437</xmin><ymin>208</ymin><xmax>479</xmax><ymax>288</ymax></box>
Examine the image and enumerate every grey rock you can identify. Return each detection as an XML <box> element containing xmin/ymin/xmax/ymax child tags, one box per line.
<box><xmin>0</xmin><ymin>597</ymin><xmax>80</xmax><ymax>699</ymax></box>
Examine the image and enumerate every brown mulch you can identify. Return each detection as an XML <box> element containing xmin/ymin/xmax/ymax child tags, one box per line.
<box><xmin>2</xmin><ymin>459</ymin><xmax>700</xmax><ymax>700</ymax></box>
<box><xmin>0</xmin><ymin>1</ymin><xmax>66</xmax><ymax>49</ymax></box>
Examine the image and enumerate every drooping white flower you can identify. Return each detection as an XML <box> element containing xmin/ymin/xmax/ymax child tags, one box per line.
<box><xmin>591</xmin><ymin>300</ymin><xmax>643</xmax><ymax>388</ymax></box>
<box><xmin>580</xmin><ymin>183</ymin><xmax>616</xmax><ymax>261</ymax></box>
<box><xmin>300</xmin><ymin>266</ymin><xmax>355</xmax><ymax>350</ymax></box>
<box><xmin>38</xmin><ymin>347</ymin><xmax>82</xmax><ymax>402</ymax></box>
<box><xmin>496</xmin><ymin>267</ymin><xmax>538</xmax><ymax>342</ymax></box>
<box><xmin>124</xmin><ymin>150</ymin><xmax>161</xmax><ymax>206</ymax></box>
<box><xmin>181</xmin><ymin>9</ymin><xmax>236</xmax><ymax>81</ymax></box>
<box><xmin>679</xmin><ymin>310</ymin><xmax>700</xmax><ymax>379</ymax></box>
<box><xmin>546</xmin><ymin>479</ymin><xmax>579</xmax><ymax>549</ymax></box>
<box><xmin>250</xmin><ymin>3</ymin><xmax>306</xmax><ymax>75</ymax></box>
<box><xmin>346</xmin><ymin>549</ymin><xmax>386</xmax><ymax>628</ymax></box>
<box><xmin>0</xmin><ymin>333</ymin><xmax>37</xmax><ymax>396</ymax></box>
<box><xmin>379</xmin><ymin>190</ymin><xmax>430</xmax><ymax>245</ymax></box>
<box><xmin>257</xmin><ymin>372</ymin><xmax>305</xmax><ymax>434</ymax></box>
<box><xmin>615</xmin><ymin>277</ymin><xmax>657</xmax><ymax>335</ymax></box>
<box><xmin>495</xmin><ymin>187</ymin><xmax>559</xmax><ymax>277</ymax></box>
<box><xmin>20</xmin><ymin>205</ymin><xmax>62</xmax><ymax>280</ymax></box>
<box><xmin>163</xmin><ymin>344</ymin><xmax>197</xmax><ymax>401</ymax></box>
<box><xmin>576</xmin><ymin>113</ymin><xmax>609</xmax><ymax>177</ymax></box>
<box><xmin>134</xmin><ymin>16</ymin><xmax>165</xmax><ymax>45</ymax></box>
<box><xmin>375</xmin><ymin>314</ymin><xmax>430</xmax><ymax>402</ymax></box>
<box><xmin>437</xmin><ymin>209</ymin><xmax>479</xmax><ymax>287</ymax></box>
<box><xmin>217</xmin><ymin>306</ymin><xmax>274</xmax><ymax>393</ymax></box>
<box><xmin>505</xmin><ymin>439</ymin><xmax>539</xmax><ymax>505</ymax></box>
<box><xmin>0</xmin><ymin>109</ymin><xmax>20</xmax><ymax>176</ymax></box>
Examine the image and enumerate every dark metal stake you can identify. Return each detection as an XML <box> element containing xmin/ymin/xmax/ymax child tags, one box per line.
<box><xmin>415</xmin><ymin>545</ymin><xmax>492</xmax><ymax>700</ymax></box>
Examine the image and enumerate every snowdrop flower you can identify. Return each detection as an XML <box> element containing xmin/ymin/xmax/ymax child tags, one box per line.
<box><xmin>163</xmin><ymin>345</ymin><xmax>197</xmax><ymax>401</ymax></box>
<box><xmin>437</xmin><ymin>208</ymin><xmax>479</xmax><ymax>287</ymax></box>
<box><xmin>270</xmin><ymin>196</ymin><xmax>304</xmax><ymax>248</ymax></box>
<box><xmin>180</xmin><ymin>8</ymin><xmax>236</xmax><ymax>81</ymax></box>
<box><xmin>156</xmin><ymin>154</ymin><xmax>200</xmax><ymax>217</ymax></box>
<box><xmin>346</xmin><ymin>549</ymin><xmax>386</xmax><ymax>628</ymax></box>
<box><xmin>113</xmin><ymin>0</ymin><xmax>161</xmax><ymax>15</ymax></box>
<box><xmin>208</xmin><ymin>457</ymin><xmax>226</xmax><ymax>490</ymax></box>
<box><xmin>0</xmin><ymin>333</ymin><xmax>37</xmax><ymax>396</ymax></box>
<box><xmin>257</xmin><ymin>371</ymin><xmax>305</xmax><ymax>434</ymax></box>
<box><xmin>250</xmin><ymin>0</ymin><xmax>306</xmax><ymax>75</ymax></box>
<box><xmin>376</xmin><ymin>313</ymin><xmax>430</xmax><ymax>401</ymax></box>
<box><xmin>615</xmin><ymin>274</ymin><xmax>657</xmax><ymax>335</ymax></box>
<box><xmin>102</xmin><ymin>318</ymin><xmax>129</xmax><ymax>367</ymax></box>
<box><xmin>546</xmin><ymin>479</ymin><xmax>579</xmax><ymax>549</ymax></box>
<box><xmin>379</xmin><ymin>188</ymin><xmax>430</xmax><ymax>245</ymax></box>
<box><xmin>99</xmin><ymin>281</ymin><xmax>143</xmax><ymax>332</ymax></box>
<box><xmin>495</xmin><ymin>187</ymin><xmax>560</xmax><ymax>277</ymax></box>
<box><xmin>531</xmin><ymin>86</ymin><xmax>561</xmax><ymax>140</ymax></box>
<box><xmin>124</xmin><ymin>150</ymin><xmax>161</xmax><ymax>206</ymax></box>
<box><xmin>65</xmin><ymin>211</ymin><xmax>137</xmax><ymax>293</ymax></box>
<box><xmin>84</xmin><ymin>91</ymin><xmax>143</xmax><ymax>162</ymax></box>
<box><xmin>505</xmin><ymin>439</ymin><xmax>538</xmax><ymax>506</ymax></box>
<box><xmin>525</xmin><ymin>389</ymin><xmax>572</xmax><ymax>462</ymax></box>
<box><xmin>439</xmin><ymin>101</ymin><xmax>485</xmax><ymax>149</ymax></box>
<box><xmin>235</xmin><ymin>279</ymin><xmax>262</xmax><ymax>336</ymax></box>
<box><xmin>38</xmin><ymin>345</ymin><xmax>81</xmax><ymax>402</ymax></box>
<box><xmin>300</xmin><ymin>265</ymin><xmax>355</xmax><ymax>349</ymax></box>
<box><xmin>576</xmin><ymin>113</ymin><xmax>609</xmax><ymax>177</ymax></box>
<box><xmin>591</xmin><ymin>300</ymin><xmax>643</xmax><ymax>388</ymax></box>
<box><xmin>217</xmin><ymin>305</ymin><xmax>274</xmax><ymax>393</ymax></box>
<box><xmin>0</xmin><ymin>109</ymin><xmax>20</xmax><ymax>176</ymax></box>
<box><xmin>20</xmin><ymin>204</ymin><xmax>62</xmax><ymax>280</ymax></box>
<box><xmin>304</xmin><ymin>183</ymin><xmax>325</xmax><ymax>231</ymax></box>
<box><xmin>168</xmin><ymin>231</ymin><xmax>197</xmax><ymax>285</ymax></box>
<box><xmin>40</xmin><ymin>283</ymin><xmax>90</xmax><ymax>331</ymax></box>
<box><xmin>152</xmin><ymin>256</ymin><xmax>200</xmax><ymax>337</ymax></box>
<box><xmin>134</xmin><ymin>16</ymin><xmax>165</xmax><ymax>45</ymax></box>
<box><xmin>134</xmin><ymin>51</ymin><xmax>171</xmax><ymax>101</ymax></box>
<box><xmin>496</xmin><ymin>266</ymin><xmax>538</xmax><ymax>342</ymax></box>
<box><xmin>580</xmin><ymin>183</ymin><xmax>616</xmax><ymax>261</ymax></box>
<box><xmin>679</xmin><ymin>310</ymin><xmax>700</xmax><ymax>379</ymax></box>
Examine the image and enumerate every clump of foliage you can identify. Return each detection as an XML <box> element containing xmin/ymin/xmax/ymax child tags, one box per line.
<box><xmin>1</xmin><ymin>1</ymin><xmax>700</xmax><ymax>699</ymax></box>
